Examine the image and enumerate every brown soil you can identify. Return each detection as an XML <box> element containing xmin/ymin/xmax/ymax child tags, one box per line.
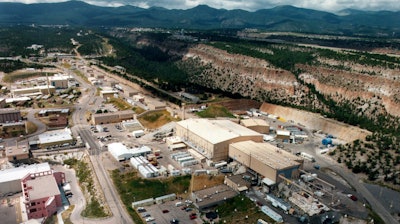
<box><xmin>190</xmin><ymin>174</ymin><xmax>225</xmax><ymax>192</ymax></box>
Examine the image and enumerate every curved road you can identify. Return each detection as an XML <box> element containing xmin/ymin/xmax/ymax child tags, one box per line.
<box><xmin>308</xmin><ymin>137</ymin><xmax>399</xmax><ymax>224</ymax></box>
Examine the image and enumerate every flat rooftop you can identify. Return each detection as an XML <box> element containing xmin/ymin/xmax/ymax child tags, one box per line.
<box><xmin>177</xmin><ymin>119</ymin><xmax>262</xmax><ymax>144</ymax></box>
<box><xmin>193</xmin><ymin>184</ymin><xmax>238</xmax><ymax>210</ymax></box>
<box><xmin>241</xmin><ymin>118</ymin><xmax>269</xmax><ymax>127</ymax></box>
<box><xmin>92</xmin><ymin>110</ymin><xmax>134</xmax><ymax>118</ymax></box>
<box><xmin>5</xmin><ymin>144</ymin><xmax>29</xmax><ymax>157</ymax></box>
<box><xmin>0</xmin><ymin>163</ymin><xmax>51</xmax><ymax>183</ymax></box>
<box><xmin>38</xmin><ymin>128</ymin><xmax>73</xmax><ymax>145</ymax></box>
<box><xmin>27</xmin><ymin>175</ymin><xmax>60</xmax><ymax>200</ymax></box>
<box><xmin>0</xmin><ymin>108</ymin><xmax>20</xmax><ymax>114</ymax></box>
<box><xmin>230</xmin><ymin>141</ymin><xmax>302</xmax><ymax>170</ymax></box>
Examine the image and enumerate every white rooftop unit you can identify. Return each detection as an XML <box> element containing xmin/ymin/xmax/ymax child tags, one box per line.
<box><xmin>147</xmin><ymin>164</ymin><xmax>160</xmax><ymax>177</ymax></box>
<box><xmin>138</xmin><ymin>165</ymin><xmax>153</xmax><ymax>178</ymax></box>
<box><xmin>169</xmin><ymin>143</ymin><xmax>187</xmax><ymax>151</ymax></box>
<box><xmin>171</xmin><ymin>152</ymin><xmax>190</xmax><ymax>160</ymax></box>
<box><xmin>170</xmin><ymin>170</ymin><xmax>181</xmax><ymax>176</ymax></box>
<box><xmin>181</xmin><ymin>160</ymin><xmax>198</xmax><ymax>167</ymax></box>
<box><xmin>214</xmin><ymin>161</ymin><xmax>227</xmax><ymax>169</ymax></box>
<box><xmin>130</xmin><ymin>157</ymin><xmax>147</xmax><ymax>169</ymax></box>
<box><xmin>177</xmin><ymin>156</ymin><xmax>194</xmax><ymax>163</ymax></box>
<box><xmin>276</xmin><ymin>130</ymin><xmax>291</xmax><ymax>136</ymax></box>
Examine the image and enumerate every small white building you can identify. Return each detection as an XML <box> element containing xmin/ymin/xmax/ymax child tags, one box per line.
<box><xmin>108</xmin><ymin>143</ymin><xmax>151</xmax><ymax>161</ymax></box>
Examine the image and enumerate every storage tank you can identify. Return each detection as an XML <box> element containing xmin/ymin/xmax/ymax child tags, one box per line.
<box><xmin>322</xmin><ymin>138</ymin><xmax>332</xmax><ymax>145</ymax></box>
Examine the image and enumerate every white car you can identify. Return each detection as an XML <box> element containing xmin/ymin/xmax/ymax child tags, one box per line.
<box><xmin>145</xmin><ymin>217</ymin><xmax>155</xmax><ymax>222</ymax></box>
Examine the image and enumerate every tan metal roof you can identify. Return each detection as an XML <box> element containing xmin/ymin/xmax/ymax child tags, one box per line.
<box><xmin>177</xmin><ymin>118</ymin><xmax>263</xmax><ymax>144</ymax></box>
<box><xmin>241</xmin><ymin>118</ymin><xmax>269</xmax><ymax>127</ymax></box>
<box><xmin>230</xmin><ymin>141</ymin><xmax>301</xmax><ymax>170</ymax></box>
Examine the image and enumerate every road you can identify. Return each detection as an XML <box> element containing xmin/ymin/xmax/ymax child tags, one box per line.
<box><xmin>68</xmin><ymin>56</ymin><xmax>133</xmax><ymax>224</ymax></box>
<box><xmin>315</xmin><ymin>154</ymin><xmax>399</xmax><ymax>224</ymax></box>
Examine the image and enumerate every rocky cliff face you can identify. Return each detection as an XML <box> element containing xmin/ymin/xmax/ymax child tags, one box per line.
<box><xmin>179</xmin><ymin>43</ymin><xmax>400</xmax><ymax>121</ymax></box>
<box><xmin>181</xmin><ymin>44</ymin><xmax>312</xmax><ymax>106</ymax></box>
<box><xmin>297</xmin><ymin>64</ymin><xmax>400</xmax><ymax>117</ymax></box>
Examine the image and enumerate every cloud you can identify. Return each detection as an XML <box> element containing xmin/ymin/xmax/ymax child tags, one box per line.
<box><xmin>1</xmin><ymin>0</ymin><xmax>399</xmax><ymax>12</ymax></box>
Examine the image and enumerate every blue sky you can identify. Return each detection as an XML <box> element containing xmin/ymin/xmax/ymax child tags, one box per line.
<box><xmin>1</xmin><ymin>0</ymin><xmax>400</xmax><ymax>12</ymax></box>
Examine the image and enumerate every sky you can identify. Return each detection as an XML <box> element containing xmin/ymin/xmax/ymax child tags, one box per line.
<box><xmin>1</xmin><ymin>0</ymin><xmax>400</xmax><ymax>12</ymax></box>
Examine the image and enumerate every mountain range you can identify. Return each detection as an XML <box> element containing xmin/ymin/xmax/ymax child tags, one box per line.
<box><xmin>0</xmin><ymin>1</ymin><xmax>399</xmax><ymax>36</ymax></box>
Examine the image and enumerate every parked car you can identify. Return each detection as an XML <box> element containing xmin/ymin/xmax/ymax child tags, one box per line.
<box><xmin>145</xmin><ymin>217</ymin><xmax>155</xmax><ymax>222</ymax></box>
<box><xmin>137</xmin><ymin>207</ymin><xmax>146</xmax><ymax>213</ymax></box>
<box><xmin>185</xmin><ymin>208</ymin><xmax>192</xmax><ymax>212</ymax></box>
<box><xmin>347</xmin><ymin>194</ymin><xmax>358</xmax><ymax>201</ymax></box>
<box><xmin>142</xmin><ymin>213</ymin><xmax>151</xmax><ymax>218</ymax></box>
<box><xmin>189</xmin><ymin>213</ymin><xmax>197</xmax><ymax>220</ymax></box>
<box><xmin>162</xmin><ymin>209</ymin><xmax>169</xmax><ymax>213</ymax></box>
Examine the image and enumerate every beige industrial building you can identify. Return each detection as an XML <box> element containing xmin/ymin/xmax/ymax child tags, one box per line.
<box><xmin>5</xmin><ymin>144</ymin><xmax>30</xmax><ymax>162</ymax></box>
<box><xmin>91</xmin><ymin>110</ymin><xmax>135</xmax><ymax>125</ymax></box>
<box><xmin>224</xmin><ymin>174</ymin><xmax>252</xmax><ymax>192</ymax></box>
<box><xmin>276</xmin><ymin>129</ymin><xmax>291</xmax><ymax>141</ymax></box>
<box><xmin>100</xmin><ymin>90</ymin><xmax>118</xmax><ymax>100</ymax></box>
<box><xmin>11</xmin><ymin>85</ymin><xmax>55</xmax><ymax>96</ymax></box>
<box><xmin>147</xmin><ymin>101</ymin><xmax>166</xmax><ymax>110</ymax></box>
<box><xmin>240</xmin><ymin>118</ymin><xmax>270</xmax><ymax>134</ymax></box>
<box><xmin>49</xmin><ymin>75</ymin><xmax>69</xmax><ymax>89</ymax></box>
<box><xmin>176</xmin><ymin>119</ymin><xmax>263</xmax><ymax>161</ymax></box>
<box><xmin>229</xmin><ymin>140</ymin><xmax>303</xmax><ymax>185</ymax></box>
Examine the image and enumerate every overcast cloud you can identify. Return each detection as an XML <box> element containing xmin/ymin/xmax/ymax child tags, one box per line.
<box><xmin>2</xmin><ymin>0</ymin><xmax>400</xmax><ymax>12</ymax></box>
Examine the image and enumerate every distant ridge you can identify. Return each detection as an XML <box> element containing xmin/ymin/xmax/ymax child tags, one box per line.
<box><xmin>0</xmin><ymin>1</ymin><xmax>399</xmax><ymax>36</ymax></box>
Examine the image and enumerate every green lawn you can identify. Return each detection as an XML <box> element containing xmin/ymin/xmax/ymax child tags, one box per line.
<box><xmin>196</xmin><ymin>104</ymin><xmax>235</xmax><ymax>118</ymax></box>
<box><xmin>111</xmin><ymin>169</ymin><xmax>191</xmax><ymax>223</ymax></box>
<box><xmin>215</xmin><ymin>196</ymin><xmax>274</xmax><ymax>224</ymax></box>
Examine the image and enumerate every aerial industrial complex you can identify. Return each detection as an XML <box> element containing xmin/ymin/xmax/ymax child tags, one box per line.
<box><xmin>0</xmin><ymin>42</ymin><xmax>394</xmax><ymax>224</ymax></box>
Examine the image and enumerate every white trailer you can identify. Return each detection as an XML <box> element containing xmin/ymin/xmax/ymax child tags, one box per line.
<box><xmin>132</xmin><ymin>130</ymin><xmax>145</xmax><ymax>138</ymax></box>
<box><xmin>300</xmin><ymin>152</ymin><xmax>315</xmax><ymax>162</ymax></box>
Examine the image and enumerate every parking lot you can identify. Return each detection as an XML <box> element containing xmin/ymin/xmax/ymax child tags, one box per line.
<box><xmin>136</xmin><ymin>199</ymin><xmax>201</xmax><ymax>224</ymax></box>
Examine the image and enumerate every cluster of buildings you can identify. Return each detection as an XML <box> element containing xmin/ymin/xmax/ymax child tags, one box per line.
<box><xmin>150</xmin><ymin>118</ymin><xmax>304</xmax><ymax>212</ymax></box>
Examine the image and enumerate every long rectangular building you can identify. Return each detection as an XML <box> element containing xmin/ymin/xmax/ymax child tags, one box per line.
<box><xmin>229</xmin><ymin>140</ymin><xmax>303</xmax><ymax>185</ymax></box>
<box><xmin>0</xmin><ymin>108</ymin><xmax>21</xmax><ymax>123</ymax></box>
<box><xmin>176</xmin><ymin>118</ymin><xmax>263</xmax><ymax>161</ymax></box>
<box><xmin>91</xmin><ymin>110</ymin><xmax>134</xmax><ymax>125</ymax></box>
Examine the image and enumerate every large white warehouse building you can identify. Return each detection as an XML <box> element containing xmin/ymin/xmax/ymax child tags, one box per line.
<box><xmin>176</xmin><ymin>118</ymin><xmax>263</xmax><ymax>161</ymax></box>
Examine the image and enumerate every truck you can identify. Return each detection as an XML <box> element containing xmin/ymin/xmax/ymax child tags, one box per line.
<box><xmin>132</xmin><ymin>130</ymin><xmax>145</xmax><ymax>138</ymax></box>
<box><xmin>300</xmin><ymin>152</ymin><xmax>315</xmax><ymax>162</ymax></box>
